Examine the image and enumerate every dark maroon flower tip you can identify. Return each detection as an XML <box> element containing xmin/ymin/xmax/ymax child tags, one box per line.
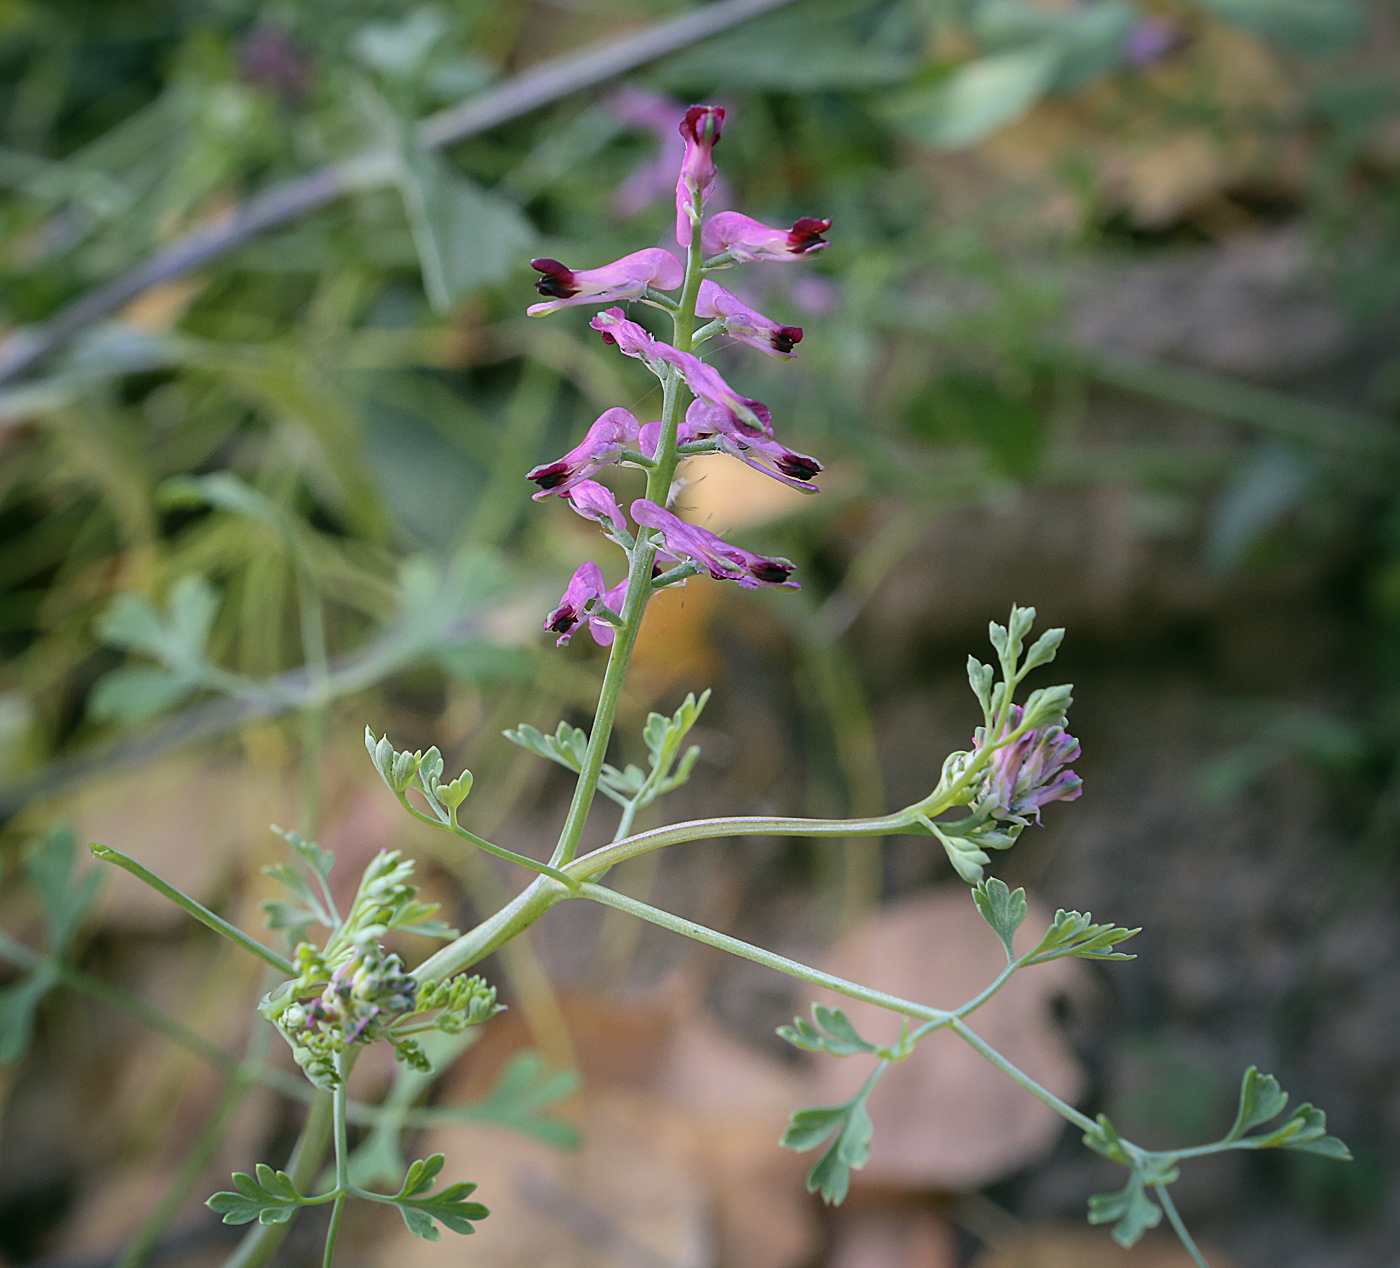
<box><xmin>528</xmin><ymin>461</ymin><xmax>570</xmax><ymax>490</ymax></box>
<box><xmin>776</xmin><ymin>453</ymin><xmax>822</xmax><ymax>482</ymax></box>
<box><xmin>748</xmin><ymin>560</ymin><xmax>794</xmax><ymax>585</ymax></box>
<box><xmin>787</xmin><ymin>218</ymin><xmax>832</xmax><ymax>254</ymax></box>
<box><xmin>530</xmin><ymin>258</ymin><xmax>578</xmax><ymax>299</ymax></box>
<box><xmin>680</xmin><ymin>104</ymin><xmax>725</xmax><ymax>145</ymax></box>
<box><xmin>771</xmin><ymin>326</ymin><xmax>804</xmax><ymax>355</ymax></box>
<box><xmin>547</xmin><ymin>608</ymin><xmax>579</xmax><ymax>635</ymax></box>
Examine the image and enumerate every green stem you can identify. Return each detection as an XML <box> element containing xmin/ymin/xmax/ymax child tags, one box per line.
<box><xmin>411</xmin><ymin>876</ymin><xmax>569</xmax><ymax>984</ymax></box>
<box><xmin>222</xmin><ymin>1091</ymin><xmax>333</xmax><ymax>1268</ymax></box>
<box><xmin>1154</xmin><ymin>1183</ymin><xmax>1213</xmax><ymax>1268</ymax></box>
<box><xmin>321</xmin><ymin>1051</ymin><xmax>351</xmax><ymax>1268</ymax></box>
<box><xmin>947</xmin><ymin>1017</ymin><xmax>1097</xmax><ymax>1134</ymax></box>
<box><xmin>576</xmin><ymin>881</ymin><xmax>947</xmax><ymax>1022</ymax></box>
<box><xmin>396</xmin><ymin>796</ymin><xmax>577</xmax><ymax>886</ymax></box>
<box><xmin>568</xmin><ymin>809</ymin><xmax>916</xmax><ymax>880</ymax></box>
<box><xmin>89</xmin><ymin>846</ymin><xmax>295</xmax><ymax>975</ymax></box>
<box><xmin>548</xmin><ymin>189</ymin><xmax>705</xmax><ymax>871</ymax></box>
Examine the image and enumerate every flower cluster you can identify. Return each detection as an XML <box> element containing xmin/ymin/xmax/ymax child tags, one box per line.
<box><xmin>973</xmin><ymin>705</ymin><xmax>1082</xmax><ymax>824</ymax></box>
<box><xmin>526</xmin><ymin>102</ymin><xmax>829</xmax><ymax>647</ymax></box>
<box><xmin>301</xmin><ymin>941</ymin><xmax>418</xmax><ymax>1042</ymax></box>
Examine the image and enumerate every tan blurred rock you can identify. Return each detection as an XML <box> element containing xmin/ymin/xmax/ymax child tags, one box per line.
<box><xmin>828</xmin><ymin>1205</ymin><xmax>957</xmax><ymax>1268</ymax></box>
<box><xmin>372</xmin><ymin>1092</ymin><xmax>711</xmax><ymax>1268</ymax></box>
<box><xmin>806</xmin><ymin>889</ymin><xmax>1087</xmax><ymax>1191</ymax></box>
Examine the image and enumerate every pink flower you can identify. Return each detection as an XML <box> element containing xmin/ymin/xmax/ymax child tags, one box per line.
<box><xmin>526</xmin><ymin>407</ymin><xmax>640</xmax><ymax>497</ymax></box>
<box><xmin>676</xmin><ymin>105</ymin><xmax>724</xmax><ymax>247</ymax></box>
<box><xmin>630</xmin><ymin>499</ymin><xmax>798</xmax><ymax>589</ymax></box>
<box><xmin>696</xmin><ymin>279</ymin><xmax>803</xmax><ymax>358</ymax></box>
<box><xmin>701</xmin><ymin>212</ymin><xmax>831</xmax><ymax>262</ymax></box>
<box><xmin>684</xmin><ymin>401</ymin><xmax>822</xmax><ymax>491</ymax></box>
<box><xmin>590</xmin><ymin>307</ymin><xmax>664</xmax><ymax>362</ymax></box>
<box><xmin>974</xmin><ymin>705</ymin><xmax>1082</xmax><ymax>824</ymax></box>
<box><xmin>543</xmin><ymin>563</ymin><xmax>626</xmax><ymax>646</ymax></box>
<box><xmin>528</xmin><ymin>248</ymin><xmax>683</xmax><ymax>315</ymax></box>
<box><xmin>565</xmin><ymin>479</ymin><xmax>628</xmax><ymax>534</ymax></box>
<box><xmin>590</xmin><ymin>308</ymin><xmax>772</xmax><ymax>437</ymax></box>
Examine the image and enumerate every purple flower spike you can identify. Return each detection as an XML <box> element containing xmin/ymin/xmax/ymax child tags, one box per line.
<box><xmin>697</xmin><ymin>280</ymin><xmax>803</xmax><ymax>358</ymax></box>
<box><xmin>528</xmin><ymin>248</ymin><xmax>684</xmax><ymax>316</ymax></box>
<box><xmin>527</xmin><ymin>406</ymin><xmax>640</xmax><ymax>497</ymax></box>
<box><xmin>566</xmin><ymin>479</ymin><xmax>628</xmax><ymax>534</ymax></box>
<box><xmin>545</xmin><ymin>562</ymin><xmax>606</xmax><ymax>646</ymax></box>
<box><xmin>631</xmin><ymin>499</ymin><xmax>799</xmax><ymax>589</ymax></box>
<box><xmin>676</xmin><ymin>104</ymin><xmax>725</xmax><ymax>247</ymax></box>
<box><xmin>976</xmin><ymin>705</ymin><xmax>1082</xmax><ymax>824</ymax></box>
<box><xmin>702</xmin><ymin>212</ymin><xmax>831</xmax><ymax>262</ymax></box>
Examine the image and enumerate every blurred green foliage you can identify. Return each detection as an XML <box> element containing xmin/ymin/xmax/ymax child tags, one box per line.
<box><xmin>0</xmin><ymin>0</ymin><xmax>1396</xmax><ymax>834</ymax></box>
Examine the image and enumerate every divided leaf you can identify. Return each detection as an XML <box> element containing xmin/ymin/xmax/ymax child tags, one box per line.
<box><xmin>778</xmin><ymin>1004</ymin><xmax>880</xmax><ymax>1058</ymax></box>
<box><xmin>966</xmin><ymin>656</ymin><xmax>995</xmax><ymax>714</ymax></box>
<box><xmin>972</xmin><ymin>877</ymin><xmax>1027</xmax><ymax>960</ymax></box>
<box><xmin>460</xmin><ymin>1050</ymin><xmax>582</xmax><ymax>1149</ymax></box>
<box><xmin>26</xmin><ymin>826</ymin><xmax>102</xmax><ymax>955</ymax></box>
<box><xmin>781</xmin><ymin>1076</ymin><xmax>882</xmax><ymax>1205</ymax></box>
<box><xmin>207</xmin><ymin>1165</ymin><xmax>306</xmax><ymax>1226</ymax></box>
<box><xmin>391</xmin><ymin>1156</ymin><xmax>489</xmax><ymax>1240</ymax></box>
<box><xmin>1023</xmin><ymin>908</ymin><xmax>1139</xmax><ymax>965</ymax></box>
<box><xmin>1087</xmin><ymin>1171</ymin><xmax>1163</xmax><ymax>1248</ymax></box>
<box><xmin>1020</xmin><ymin>626</ymin><xmax>1065</xmax><ymax>674</ymax></box>
<box><xmin>1227</xmin><ymin>1065</ymin><xmax>1289</xmax><ymax>1140</ymax></box>
<box><xmin>502</xmin><ymin>721</ymin><xmax>588</xmax><ymax>773</ymax></box>
<box><xmin>1217</xmin><ymin>1066</ymin><xmax>1350</xmax><ymax>1157</ymax></box>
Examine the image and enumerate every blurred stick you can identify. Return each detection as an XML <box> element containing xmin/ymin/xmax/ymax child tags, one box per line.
<box><xmin>0</xmin><ymin>0</ymin><xmax>802</xmax><ymax>386</ymax></box>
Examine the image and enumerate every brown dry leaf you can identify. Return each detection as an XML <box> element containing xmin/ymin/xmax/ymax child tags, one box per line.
<box><xmin>807</xmin><ymin>889</ymin><xmax>1087</xmax><ymax>1190</ymax></box>
<box><xmin>972</xmin><ymin>1224</ymin><xmax>1238</xmax><ymax>1268</ymax></box>
<box><xmin>828</xmin><ymin>1206</ymin><xmax>957</xmax><ymax>1268</ymax></box>
<box><xmin>370</xmin><ymin>1092</ymin><xmax>711</xmax><ymax>1268</ymax></box>
<box><xmin>433</xmin><ymin>994</ymin><xmax>819</xmax><ymax>1268</ymax></box>
<box><xmin>647</xmin><ymin>1012</ymin><xmax>819</xmax><ymax>1268</ymax></box>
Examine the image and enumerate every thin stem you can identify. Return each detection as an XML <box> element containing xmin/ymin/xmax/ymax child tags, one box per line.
<box><xmin>222</xmin><ymin>1090</ymin><xmax>333</xmax><ymax>1268</ymax></box>
<box><xmin>947</xmin><ymin>1017</ymin><xmax>1097</xmax><ymax>1134</ymax></box>
<box><xmin>567</xmin><ymin>809</ymin><xmax>916</xmax><ymax>880</ymax></box>
<box><xmin>397</xmin><ymin>795</ymin><xmax>577</xmax><ymax>886</ymax></box>
<box><xmin>1155</xmin><ymin>1184</ymin><xmax>1213</xmax><ymax>1268</ymax></box>
<box><xmin>320</xmin><ymin>1050</ymin><xmax>352</xmax><ymax>1268</ymax></box>
<box><xmin>88</xmin><ymin>846</ymin><xmax>294</xmax><ymax>975</ymax></box>
<box><xmin>321</xmin><ymin>1195</ymin><xmax>347</xmax><ymax>1268</ymax></box>
<box><xmin>548</xmin><ymin>189</ymin><xmax>706</xmax><ymax>870</ymax></box>
<box><xmin>576</xmin><ymin>882</ymin><xmax>947</xmax><ymax>1022</ymax></box>
<box><xmin>412</xmin><ymin>876</ymin><xmax>568</xmax><ymax>984</ymax></box>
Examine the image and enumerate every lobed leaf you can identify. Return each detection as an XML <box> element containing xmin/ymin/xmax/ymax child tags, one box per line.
<box><xmin>1023</xmin><ymin>908</ymin><xmax>1138</xmax><ymax>965</ymax></box>
<box><xmin>972</xmin><ymin>877</ymin><xmax>1027</xmax><ymax>960</ymax></box>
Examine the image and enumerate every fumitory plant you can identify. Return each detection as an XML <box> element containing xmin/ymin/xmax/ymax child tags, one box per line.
<box><xmin>66</xmin><ymin>103</ymin><xmax>1348</xmax><ymax>1268</ymax></box>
